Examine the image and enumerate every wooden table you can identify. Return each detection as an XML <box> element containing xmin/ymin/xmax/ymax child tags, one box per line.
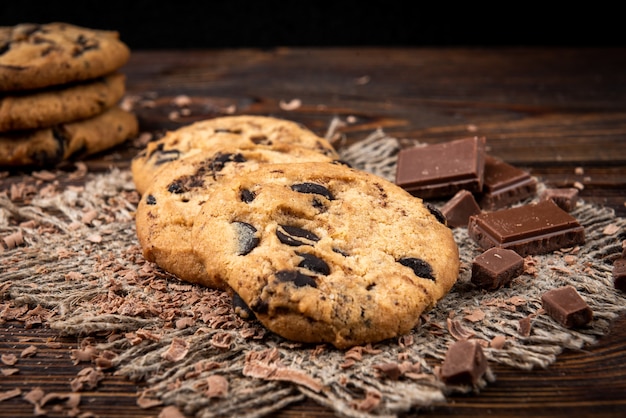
<box><xmin>2</xmin><ymin>47</ymin><xmax>626</xmax><ymax>417</ymax></box>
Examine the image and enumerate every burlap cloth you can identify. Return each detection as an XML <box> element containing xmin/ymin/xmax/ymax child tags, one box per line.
<box><xmin>1</xmin><ymin>127</ymin><xmax>625</xmax><ymax>418</ymax></box>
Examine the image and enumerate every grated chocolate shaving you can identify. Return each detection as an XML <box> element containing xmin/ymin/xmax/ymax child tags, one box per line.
<box><xmin>0</xmin><ymin>388</ymin><xmax>22</xmax><ymax>402</ymax></box>
<box><xmin>161</xmin><ymin>337</ymin><xmax>189</xmax><ymax>362</ymax></box>
<box><xmin>20</xmin><ymin>345</ymin><xmax>37</xmax><ymax>358</ymax></box>
<box><xmin>447</xmin><ymin>318</ymin><xmax>476</xmax><ymax>340</ymax></box>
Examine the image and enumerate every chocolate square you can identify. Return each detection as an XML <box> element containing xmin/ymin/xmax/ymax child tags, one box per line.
<box><xmin>467</xmin><ymin>200</ymin><xmax>585</xmax><ymax>256</ymax></box>
<box><xmin>395</xmin><ymin>136</ymin><xmax>486</xmax><ymax>199</ymax></box>
<box><xmin>471</xmin><ymin>247</ymin><xmax>524</xmax><ymax>290</ymax></box>
<box><xmin>440</xmin><ymin>340</ymin><xmax>488</xmax><ymax>385</ymax></box>
<box><xmin>540</xmin><ymin>187</ymin><xmax>579</xmax><ymax>212</ymax></box>
<box><xmin>478</xmin><ymin>156</ymin><xmax>537</xmax><ymax>210</ymax></box>
<box><xmin>613</xmin><ymin>257</ymin><xmax>626</xmax><ymax>292</ymax></box>
<box><xmin>541</xmin><ymin>285</ymin><xmax>593</xmax><ymax>328</ymax></box>
<box><xmin>440</xmin><ymin>190</ymin><xmax>482</xmax><ymax>228</ymax></box>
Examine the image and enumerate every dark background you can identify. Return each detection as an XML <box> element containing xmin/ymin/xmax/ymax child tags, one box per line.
<box><xmin>1</xmin><ymin>2</ymin><xmax>624</xmax><ymax>49</ymax></box>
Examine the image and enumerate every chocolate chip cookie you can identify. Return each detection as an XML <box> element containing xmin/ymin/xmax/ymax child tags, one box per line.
<box><xmin>131</xmin><ymin>115</ymin><xmax>339</xmax><ymax>195</ymax></box>
<box><xmin>0</xmin><ymin>106</ymin><xmax>138</xmax><ymax>168</ymax></box>
<box><xmin>0</xmin><ymin>22</ymin><xmax>130</xmax><ymax>91</ymax></box>
<box><xmin>135</xmin><ymin>145</ymin><xmax>340</xmax><ymax>289</ymax></box>
<box><xmin>0</xmin><ymin>73</ymin><xmax>126</xmax><ymax>132</ymax></box>
<box><xmin>191</xmin><ymin>162</ymin><xmax>460</xmax><ymax>348</ymax></box>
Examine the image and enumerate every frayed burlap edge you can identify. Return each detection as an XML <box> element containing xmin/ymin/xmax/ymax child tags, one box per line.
<box><xmin>1</xmin><ymin>128</ymin><xmax>625</xmax><ymax>418</ymax></box>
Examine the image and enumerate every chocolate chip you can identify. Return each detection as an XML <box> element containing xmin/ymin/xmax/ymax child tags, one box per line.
<box><xmin>333</xmin><ymin>159</ymin><xmax>352</xmax><ymax>167</ymax></box>
<box><xmin>167</xmin><ymin>180</ymin><xmax>185</xmax><ymax>194</ymax></box>
<box><xmin>311</xmin><ymin>197</ymin><xmax>327</xmax><ymax>211</ymax></box>
<box><xmin>146</xmin><ymin>195</ymin><xmax>157</xmax><ymax>205</ymax></box>
<box><xmin>426</xmin><ymin>203</ymin><xmax>447</xmax><ymax>225</ymax></box>
<box><xmin>398</xmin><ymin>257</ymin><xmax>435</xmax><ymax>280</ymax></box>
<box><xmin>215</xmin><ymin>128</ymin><xmax>241</xmax><ymax>134</ymax></box>
<box><xmin>211</xmin><ymin>152</ymin><xmax>246</xmax><ymax>172</ymax></box>
<box><xmin>276</xmin><ymin>225</ymin><xmax>320</xmax><ymax>246</ymax></box>
<box><xmin>297</xmin><ymin>252</ymin><xmax>330</xmax><ymax>275</ymax></box>
<box><xmin>250</xmin><ymin>134</ymin><xmax>271</xmax><ymax>145</ymax></box>
<box><xmin>333</xmin><ymin>248</ymin><xmax>349</xmax><ymax>257</ymax></box>
<box><xmin>233</xmin><ymin>222</ymin><xmax>259</xmax><ymax>255</ymax></box>
<box><xmin>275</xmin><ymin>270</ymin><xmax>318</xmax><ymax>288</ymax></box>
<box><xmin>232</xmin><ymin>293</ymin><xmax>255</xmax><ymax>320</ymax></box>
<box><xmin>240</xmin><ymin>189</ymin><xmax>255</xmax><ymax>203</ymax></box>
<box><xmin>291</xmin><ymin>182</ymin><xmax>334</xmax><ymax>200</ymax></box>
<box><xmin>150</xmin><ymin>146</ymin><xmax>180</xmax><ymax>165</ymax></box>
<box><xmin>250</xmin><ymin>298</ymin><xmax>269</xmax><ymax>314</ymax></box>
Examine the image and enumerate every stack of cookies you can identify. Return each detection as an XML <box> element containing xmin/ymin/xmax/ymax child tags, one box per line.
<box><xmin>132</xmin><ymin>115</ymin><xmax>460</xmax><ymax>348</ymax></box>
<box><xmin>0</xmin><ymin>22</ymin><xmax>138</xmax><ymax>168</ymax></box>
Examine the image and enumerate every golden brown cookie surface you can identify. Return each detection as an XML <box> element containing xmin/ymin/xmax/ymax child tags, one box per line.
<box><xmin>0</xmin><ymin>22</ymin><xmax>130</xmax><ymax>91</ymax></box>
<box><xmin>0</xmin><ymin>106</ymin><xmax>138</xmax><ymax>168</ymax></box>
<box><xmin>191</xmin><ymin>162</ymin><xmax>460</xmax><ymax>348</ymax></box>
<box><xmin>0</xmin><ymin>73</ymin><xmax>126</xmax><ymax>132</ymax></box>
<box><xmin>131</xmin><ymin>115</ymin><xmax>339</xmax><ymax>195</ymax></box>
<box><xmin>135</xmin><ymin>145</ymin><xmax>339</xmax><ymax>289</ymax></box>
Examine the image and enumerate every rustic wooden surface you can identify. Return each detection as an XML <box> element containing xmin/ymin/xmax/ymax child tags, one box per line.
<box><xmin>1</xmin><ymin>47</ymin><xmax>626</xmax><ymax>417</ymax></box>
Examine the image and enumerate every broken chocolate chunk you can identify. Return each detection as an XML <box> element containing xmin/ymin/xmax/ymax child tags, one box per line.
<box><xmin>232</xmin><ymin>221</ymin><xmax>259</xmax><ymax>255</ymax></box>
<box><xmin>440</xmin><ymin>190</ymin><xmax>482</xmax><ymax>228</ymax></box>
<box><xmin>291</xmin><ymin>182</ymin><xmax>335</xmax><ymax>200</ymax></box>
<box><xmin>471</xmin><ymin>247</ymin><xmax>524</xmax><ymax>290</ymax></box>
<box><xmin>276</xmin><ymin>225</ymin><xmax>320</xmax><ymax>246</ymax></box>
<box><xmin>440</xmin><ymin>340</ymin><xmax>488</xmax><ymax>385</ymax></box>
<box><xmin>477</xmin><ymin>156</ymin><xmax>537</xmax><ymax>210</ymax></box>
<box><xmin>541</xmin><ymin>285</ymin><xmax>593</xmax><ymax>328</ymax></box>
<box><xmin>297</xmin><ymin>252</ymin><xmax>330</xmax><ymax>275</ymax></box>
<box><xmin>397</xmin><ymin>257</ymin><xmax>435</xmax><ymax>280</ymax></box>
<box><xmin>395</xmin><ymin>136</ymin><xmax>486</xmax><ymax>199</ymax></box>
<box><xmin>468</xmin><ymin>200</ymin><xmax>585</xmax><ymax>256</ymax></box>
<box><xmin>275</xmin><ymin>270</ymin><xmax>317</xmax><ymax>288</ymax></box>
<box><xmin>540</xmin><ymin>187</ymin><xmax>579</xmax><ymax>212</ymax></box>
<box><xmin>612</xmin><ymin>257</ymin><xmax>626</xmax><ymax>292</ymax></box>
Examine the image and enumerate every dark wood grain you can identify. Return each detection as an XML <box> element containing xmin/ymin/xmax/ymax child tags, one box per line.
<box><xmin>1</xmin><ymin>47</ymin><xmax>625</xmax><ymax>417</ymax></box>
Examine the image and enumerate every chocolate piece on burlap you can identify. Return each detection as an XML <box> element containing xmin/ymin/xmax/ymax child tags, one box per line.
<box><xmin>440</xmin><ymin>340</ymin><xmax>489</xmax><ymax>385</ymax></box>
<box><xmin>468</xmin><ymin>200</ymin><xmax>586</xmax><ymax>256</ymax></box>
<box><xmin>541</xmin><ymin>187</ymin><xmax>580</xmax><ymax>212</ymax></box>
<box><xmin>1</xmin><ymin>128</ymin><xmax>626</xmax><ymax>418</ymax></box>
<box><xmin>542</xmin><ymin>286</ymin><xmax>593</xmax><ymax>328</ymax></box>
<box><xmin>395</xmin><ymin>136</ymin><xmax>486</xmax><ymax>199</ymax></box>
<box><xmin>614</xmin><ymin>258</ymin><xmax>626</xmax><ymax>292</ymax></box>
<box><xmin>440</xmin><ymin>189</ymin><xmax>482</xmax><ymax>229</ymax></box>
<box><xmin>471</xmin><ymin>247</ymin><xmax>524</xmax><ymax>290</ymax></box>
<box><xmin>477</xmin><ymin>155</ymin><xmax>537</xmax><ymax>210</ymax></box>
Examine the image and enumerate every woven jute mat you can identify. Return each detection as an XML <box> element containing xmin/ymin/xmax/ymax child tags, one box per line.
<box><xmin>1</xmin><ymin>128</ymin><xmax>625</xmax><ymax>418</ymax></box>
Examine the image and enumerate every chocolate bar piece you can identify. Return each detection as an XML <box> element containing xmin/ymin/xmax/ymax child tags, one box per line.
<box><xmin>613</xmin><ymin>257</ymin><xmax>626</xmax><ymax>292</ymax></box>
<box><xmin>471</xmin><ymin>247</ymin><xmax>524</xmax><ymax>290</ymax></box>
<box><xmin>467</xmin><ymin>200</ymin><xmax>585</xmax><ymax>256</ymax></box>
<box><xmin>395</xmin><ymin>136</ymin><xmax>486</xmax><ymax>199</ymax></box>
<box><xmin>440</xmin><ymin>340</ymin><xmax>488</xmax><ymax>385</ymax></box>
<box><xmin>540</xmin><ymin>187</ymin><xmax>579</xmax><ymax>212</ymax></box>
<box><xmin>478</xmin><ymin>156</ymin><xmax>537</xmax><ymax>210</ymax></box>
<box><xmin>541</xmin><ymin>285</ymin><xmax>593</xmax><ymax>328</ymax></box>
<box><xmin>440</xmin><ymin>189</ymin><xmax>482</xmax><ymax>228</ymax></box>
